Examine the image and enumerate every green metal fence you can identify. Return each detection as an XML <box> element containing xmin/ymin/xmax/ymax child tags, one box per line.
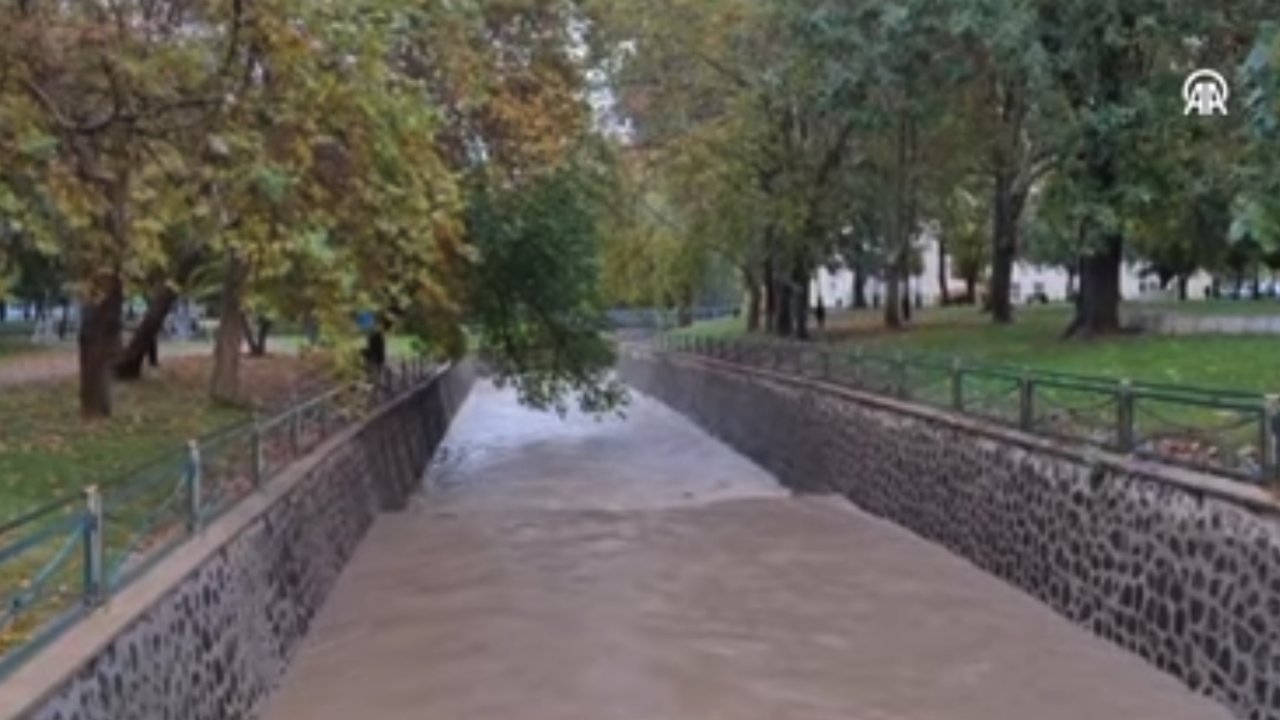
<box><xmin>0</xmin><ymin>357</ymin><xmax>437</xmax><ymax>676</ymax></box>
<box><xmin>658</xmin><ymin>334</ymin><xmax>1280</xmax><ymax>486</ymax></box>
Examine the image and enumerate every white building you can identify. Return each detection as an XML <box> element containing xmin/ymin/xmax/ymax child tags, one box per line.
<box><xmin>813</xmin><ymin>234</ymin><xmax>1214</xmax><ymax>309</ymax></box>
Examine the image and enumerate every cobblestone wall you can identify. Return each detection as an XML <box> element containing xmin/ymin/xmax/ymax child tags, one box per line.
<box><xmin>1129</xmin><ymin>312</ymin><xmax>1280</xmax><ymax>337</ymax></box>
<box><xmin>620</xmin><ymin>351</ymin><xmax>1280</xmax><ymax>720</ymax></box>
<box><xmin>14</xmin><ymin>362</ymin><xmax>475</xmax><ymax>720</ymax></box>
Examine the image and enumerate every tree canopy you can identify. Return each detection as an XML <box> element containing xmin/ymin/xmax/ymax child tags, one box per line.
<box><xmin>590</xmin><ymin>0</ymin><xmax>1279</xmax><ymax>337</ymax></box>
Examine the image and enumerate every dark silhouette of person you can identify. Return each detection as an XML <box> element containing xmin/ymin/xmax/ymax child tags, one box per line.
<box><xmin>814</xmin><ymin>297</ymin><xmax>827</xmax><ymax>331</ymax></box>
<box><xmin>364</xmin><ymin>325</ymin><xmax>387</xmax><ymax>371</ymax></box>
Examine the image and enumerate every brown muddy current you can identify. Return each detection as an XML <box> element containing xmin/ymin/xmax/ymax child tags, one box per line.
<box><xmin>263</xmin><ymin>382</ymin><xmax>1230</xmax><ymax>720</ymax></box>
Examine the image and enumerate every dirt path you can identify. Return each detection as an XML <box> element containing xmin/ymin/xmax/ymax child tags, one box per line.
<box><xmin>263</xmin><ymin>382</ymin><xmax>1230</xmax><ymax>720</ymax></box>
<box><xmin>0</xmin><ymin>342</ymin><xmax>212</xmax><ymax>389</ymax></box>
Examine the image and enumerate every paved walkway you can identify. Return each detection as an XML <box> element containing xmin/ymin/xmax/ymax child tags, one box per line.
<box><xmin>263</xmin><ymin>383</ymin><xmax>1230</xmax><ymax>720</ymax></box>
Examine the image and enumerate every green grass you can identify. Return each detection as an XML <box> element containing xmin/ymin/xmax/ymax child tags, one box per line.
<box><xmin>0</xmin><ymin>373</ymin><xmax>248</xmax><ymax>524</ymax></box>
<box><xmin>0</xmin><ymin>336</ymin><xmax>43</xmax><ymax>359</ymax></box>
<box><xmin>677</xmin><ymin>303</ymin><xmax>1280</xmax><ymax>394</ymax></box>
<box><xmin>669</xmin><ymin>316</ymin><xmax>742</xmax><ymax>339</ymax></box>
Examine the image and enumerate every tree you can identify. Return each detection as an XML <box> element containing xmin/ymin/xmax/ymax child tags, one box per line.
<box><xmin>0</xmin><ymin>0</ymin><xmax>243</xmax><ymax>416</ymax></box>
<box><xmin>935</xmin><ymin>186</ymin><xmax>991</xmax><ymax>305</ymax></box>
<box><xmin>466</xmin><ymin>153</ymin><xmax>625</xmax><ymax>414</ymax></box>
<box><xmin>1036</xmin><ymin>1</ymin><xmax>1267</xmax><ymax>336</ymax></box>
<box><xmin>1238</xmin><ymin>24</ymin><xmax>1280</xmax><ymax>253</ymax></box>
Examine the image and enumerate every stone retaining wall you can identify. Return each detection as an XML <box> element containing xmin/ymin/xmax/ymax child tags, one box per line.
<box><xmin>619</xmin><ymin>350</ymin><xmax>1280</xmax><ymax>720</ymax></box>
<box><xmin>4</xmin><ymin>361</ymin><xmax>475</xmax><ymax>720</ymax></box>
<box><xmin>1129</xmin><ymin>312</ymin><xmax>1280</xmax><ymax>336</ymax></box>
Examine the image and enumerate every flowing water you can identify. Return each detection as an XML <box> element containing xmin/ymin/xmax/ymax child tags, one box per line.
<box><xmin>263</xmin><ymin>382</ymin><xmax>1229</xmax><ymax>720</ymax></box>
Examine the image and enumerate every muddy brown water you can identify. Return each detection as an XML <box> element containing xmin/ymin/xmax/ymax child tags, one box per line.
<box><xmin>263</xmin><ymin>382</ymin><xmax>1230</xmax><ymax>720</ymax></box>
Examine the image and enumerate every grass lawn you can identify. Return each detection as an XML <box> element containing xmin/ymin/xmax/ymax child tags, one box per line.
<box><xmin>0</xmin><ymin>354</ymin><xmax>337</xmax><ymax>525</ymax></box>
<box><xmin>674</xmin><ymin>304</ymin><xmax>1280</xmax><ymax>394</ymax></box>
<box><xmin>0</xmin><ymin>336</ymin><xmax>44</xmax><ymax>360</ymax></box>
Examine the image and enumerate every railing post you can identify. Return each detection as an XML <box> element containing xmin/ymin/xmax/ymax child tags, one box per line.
<box><xmin>820</xmin><ymin>347</ymin><xmax>831</xmax><ymax>380</ymax></box>
<box><xmin>1262</xmin><ymin>394</ymin><xmax>1279</xmax><ymax>485</ymax></box>
<box><xmin>951</xmin><ymin>358</ymin><xmax>965</xmax><ymax>411</ymax></box>
<box><xmin>185</xmin><ymin>440</ymin><xmax>203</xmax><ymax>533</ymax></box>
<box><xmin>852</xmin><ymin>346</ymin><xmax>865</xmax><ymax>386</ymax></box>
<box><xmin>1019</xmin><ymin>370</ymin><xmax>1035</xmax><ymax>431</ymax></box>
<box><xmin>895</xmin><ymin>352</ymin><xmax>908</xmax><ymax>399</ymax></box>
<box><xmin>82</xmin><ymin>485</ymin><xmax>104</xmax><ymax>607</ymax></box>
<box><xmin>1116</xmin><ymin>379</ymin><xmax>1136</xmax><ymax>452</ymax></box>
<box><xmin>318</xmin><ymin>397</ymin><xmax>330</xmax><ymax>438</ymax></box>
<box><xmin>289</xmin><ymin>394</ymin><xmax>302</xmax><ymax>457</ymax></box>
<box><xmin>250</xmin><ymin>413</ymin><xmax>264</xmax><ymax>488</ymax></box>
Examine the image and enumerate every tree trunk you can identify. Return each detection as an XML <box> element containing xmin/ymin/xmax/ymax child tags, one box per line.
<box><xmin>937</xmin><ymin>239</ymin><xmax>950</xmax><ymax>306</ymax></box>
<box><xmin>78</xmin><ymin>274</ymin><xmax>124</xmax><ymax>419</ymax></box>
<box><xmin>884</xmin><ymin>269</ymin><xmax>902</xmax><ymax>328</ymax></box>
<box><xmin>242</xmin><ymin>314</ymin><xmax>273</xmax><ymax>356</ymax></box>
<box><xmin>57</xmin><ymin>299</ymin><xmax>71</xmax><ymax>340</ymax></box>
<box><xmin>257</xmin><ymin>317</ymin><xmax>272</xmax><ymax>354</ymax></box>
<box><xmin>989</xmin><ymin>171</ymin><xmax>1018</xmax><ymax>324</ymax></box>
<box><xmin>774</xmin><ymin>276</ymin><xmax>793</xmax><ymax>337</ymax></box>
<box><xmin>117</xmin><ymin>250</ymin><xmax>205</xmax><ymax>380</ymax></box>
<box><xmin>965</xmin><ymin>274</ymin><xmax>977</xmax><ymax>304</ymax></box>
<box><xmin>210</xmin><ymin>254</ymin><xmax>249</xmax><ymax>403</ymax></box>
<box><xmin>1177</xmin><ymin>276</ymin><xmax>1190</xmax><ymax>301</ymax></box>
<box><xmin>743</xmin><ymin>266</ymin><xmax>762</xmax><ymax>333</ymax></box>
<box><xmin>791</xmin><ymin>263</ymin><xmax>810</xmax><ymax>341</ymax></box>
<box><xmin>853</xmin><ymin>259</ymin><xmax>868</xmax><ymax>309</ymax></box>
<box><xmin>901</xmin><ymin>267</ymin><xmax>913</xmax><ymax>323</ymax></box>
<box><xmin>116</xmin><ymin>287</ymin><xmax>179</xmax><ymax>380</ymax></box>
<box><xmin>1070</xmin><ymin>233</ymin><xmax>1124</xmax><ymax>337</ymax></box>
<box><xmin>763</xmin><ymin>258</ymin><xmax>777</xmax><ymax>334</ymax></box>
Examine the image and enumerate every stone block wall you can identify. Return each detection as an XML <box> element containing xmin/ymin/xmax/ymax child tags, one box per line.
<box><xmin>1128</xmin><ymin>312</ymin><xmax>1280</xmax><ymax>337</ymax></box>
<box><xmin>12</xmin><ymin>361</ymin><xmax>475</xmax><ymax>720</ymax></box>
<box><xmin>620</xmin><ymin>351</ymin><xmax>1280</xmax><ymax>720</ymax></box>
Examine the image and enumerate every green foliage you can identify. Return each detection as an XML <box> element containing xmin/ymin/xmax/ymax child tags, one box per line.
<box><xmin>1238</xmin><ymin>24</ymin><xmax>1280</xmax><ymax>249</ymax></box>
<box><xmin>466</xmin><ymin>154</ymin><xmax>627</xmax><ymax>415</ymax></box>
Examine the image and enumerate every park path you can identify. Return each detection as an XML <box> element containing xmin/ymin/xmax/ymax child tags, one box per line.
<box><xmin>0</xmin><ymin>341</ymin><xmax>212</xmax><ymax>389</ymax></box>
<box><xmin>262</xmin><ymin>382</ymin><xmax>1230</xmax><ymax>720</ymax></box>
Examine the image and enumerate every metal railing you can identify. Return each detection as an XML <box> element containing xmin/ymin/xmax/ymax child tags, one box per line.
<box><xmin>0</xmin><ymin>357</ymin><xmax>437</xmax><ymax>676</ymax></box>
<box><xmin>608</xmin><ymin>306</ymin><xmax>739</xmax><ymax>331</ymax></box>
<box><xmin>658</xmin><ymin>334</ymin><xmax>1280</xmax><ymax>487</ymax></box>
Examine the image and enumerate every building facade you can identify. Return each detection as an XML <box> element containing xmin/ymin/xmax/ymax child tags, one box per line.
<box><xmin>813</xmin><ymin>235</ymin><xmax>1215</xmax><ymax>309</ymax></box>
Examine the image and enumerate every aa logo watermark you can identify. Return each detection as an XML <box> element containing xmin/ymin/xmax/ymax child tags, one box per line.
<box><xmin>1183</xmin><ymin>69</ymin><xmax>1230</xmax><ymax>117</ymax></box>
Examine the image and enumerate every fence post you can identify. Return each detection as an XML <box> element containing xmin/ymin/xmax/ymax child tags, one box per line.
<box><xmin>82</xmin><ymin>485</ymin><xmax>104</xmax><ymax>607</ymax></box>
<box><xmin>250</xmin><ymin>413</ymin><xmax>264</xmax><ymax>488</ymax></box>
<box><xmin>951</xmin><ymin>358</ymin><xmax>964</xmax><ymax>411</ymax></box>
<box><xmin>1019</xmin><ymin>371</ymin><xmax>1035</xmax><ymax>431</ymax></box>
<box><xmin>852</xmin><ymin>346</ymin><xmax>864</xmax><ymax>386</ymax></box>
<box><xmin>895</xmin><ymin>352</ymin><xmax>908</xmax><ymax>399</ymax></box>
<box><xmin>1262</xmin><ymin>395</ymin><xmax>1279</xmax><ymax>485</ymax></box>
<box><xmin>820</xmin><ymin>347</ymin><xmax>831</xmax><ymax>380</ymax></box>
<box><xmin>1116</xmin><ymin>379</ymin><xmax>1136</xmax><ymax>452</ymax></box>
<box><xmin>318</xmin><ymin>397</ymin><xmax>330</xmax><ymax>439</ymax></box>
<box><xmin>289</xmin><ymin>393</ymin><xmax>302</xmax><ymax>457</ymax></box>
<box><xmin>185</xmin><ymin>440</ymin><xmax>203</xmax><ymax>533</ymax></box>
